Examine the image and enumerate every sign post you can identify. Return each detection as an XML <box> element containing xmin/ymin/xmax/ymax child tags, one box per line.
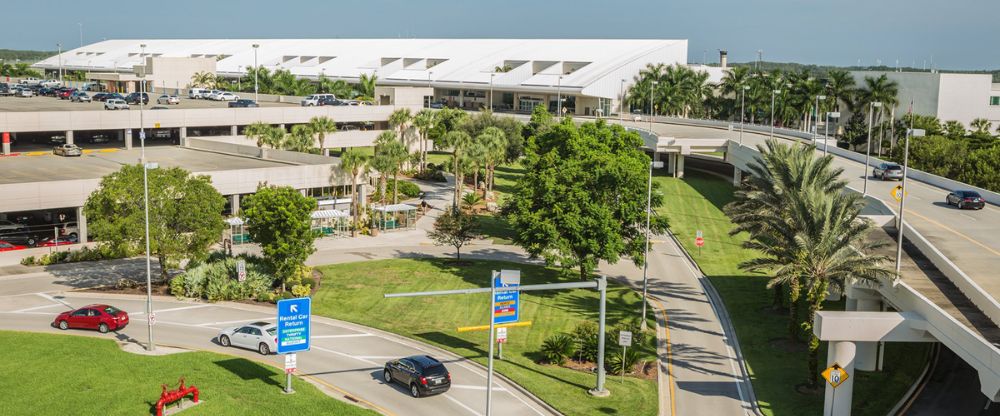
<box><xmin>487</xmin><ymin>269</ymin><xmax>520</xmax><ymax>416</ymax></box>
<box><xmin>890</xmin><ymin>185</ymin><xmax>906</xmax><ymax>202</ymax></box>
<box><xmin>284</xmin><ymin>353</ymin><xmax>297</xmax><ymax>374</ymax></box>
<box><xmin>277</xmin><ymin>297</ymin><xmax>311</xmax><ymax>394</ymax></box>
<box><xmin>822</xmin><ymin>363</ymin><xmax>849</xmax><ymax>416</ymax></box>
<box><xmin>618</xmin><ymin>331</ymin><xmax>632</xmax><ymax>383</ymax></box>
<box><xmin>496</xmin><ymin>327</ymin><xmax>507</xmax><ymax>360</ymax></box>
<box><xmin>695</xmin><ymin>230</ymin><xmax>704</xmax><ymax>255</ymax></box>
<box><xmin>236</xmin><ymin>259</ymin><xmax>247</xmax><ymax>282</ymax></box>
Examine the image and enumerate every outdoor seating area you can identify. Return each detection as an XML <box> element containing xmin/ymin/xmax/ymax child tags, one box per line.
<box><xmin>373</xmin><ymin>204</ymin><xmax>418</xmax><ymax>231</ymax></box>
<box><xmin>311</xmin><ymin>209</ymin><xmax>350</xmax><ymax>236</ymax></box>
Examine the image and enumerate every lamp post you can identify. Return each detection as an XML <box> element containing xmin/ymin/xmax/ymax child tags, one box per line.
<box><xmin>813</xmin><ymin>95</ymin><xmax>827</xmax><ymax>143</ymax></box>
<box><xmin>739</xmin><ymin>85</ymin><xmax>749</xmax><ymax>145</ymax></box>
<box><xmin>649</xmin><ymin>80</ymin><xmax>658</xmax><ymax>132</ymax></box>
<box><xmin>489</xmin><ymin>73</ymin><xmax>495</xmax><ymax>112</ymax></box>
<box><xmin>78</xmin><ymin>23</ymin><xmax>83</xmax><ymax>48</ymax></box>
<box><xmin>862</xmin><ymin>101</ymin><xmax>882</xmax><ymax>196</ymax></box>
<box><xmin>556</xmin><ymin>75</ymin><xmax>563</xmax><ymax>120</ymax></box>
<box><xmin>57</xmin><ymin>43</ymin><xmax>63</xmax><ymax>86</ymax></box>
<box><xmin>619</xmin><ymin>79</ymin><xmax>625</xmax><ymax>123</ymax></box>
<box><xmin>770</xmin><ymin>89</ymin><xmax>781</xmax><ymax>139</ymax></box>
<box><xmin>641</xmin><ymin>159</ymin><xmax>665</xmax><ymax>330</ymax></box>
<box><xmin>252</xmin><ymin>44</ymin><xmax>259</xmax><ymax>103</ymax></box>
<box><xmin>139</xmin><ymin>43</ymin><xmax>155</xmax><ymax>352</ymax></box>
<box><xmin>824</xmin><ymin>112</ymin><xmax>840</xmax><ymax>155</ymax></box>
<box><xmin>896</xmin><ymin>114</ymin><xmax>923</xmax><ymax>274</ymax></box>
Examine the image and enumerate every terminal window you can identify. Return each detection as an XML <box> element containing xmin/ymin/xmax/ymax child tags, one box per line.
<box><xmin>990</xmin><ymin>96</ymin><xmax>1000</xmax><ymax>106</ymax></box>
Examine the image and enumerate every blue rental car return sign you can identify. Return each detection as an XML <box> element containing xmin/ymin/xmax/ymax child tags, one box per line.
<box><xmin>276</xmin><ymin>297</ymin><xmax>311</xmax><ymax>354</ymax></box>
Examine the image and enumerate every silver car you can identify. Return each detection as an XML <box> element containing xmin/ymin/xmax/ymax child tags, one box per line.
<box><xmin>70</xmin><ymin>92</ymin><xmax>92</xmax><ymax>102</ymax></box>
<box><xmin>104</xmin><ymin>99</ymin><xmax>130</xmax><ymax>110</ymax></box>
<box><xmin>157</xmin><ymin>95</ymin><xmax>180</xmax><ymax>105</ymax></box>
<box><xmin>218</xmin><ymin>321</ymin><xmax>277</xmax><ymax>355</ymax></box>
<box><xmin>53</xmin><ymin>143</ymin><xmax>83</xmax><ymax>157</ymax></box>
<box><xmin>873</xmin><ymin>163</ymin><xmax>904</xmax><ymax>181</ymax></box>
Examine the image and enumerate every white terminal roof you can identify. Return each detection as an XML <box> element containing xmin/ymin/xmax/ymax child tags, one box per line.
<box><xmin>35</xmin><ymin>39</ymin><xmax>689</xmax><ymax>99</ymax></box>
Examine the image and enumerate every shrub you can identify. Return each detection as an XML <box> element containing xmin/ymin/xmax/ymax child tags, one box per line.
<box><xmin>414</xmin><ymin>169</ymin><xmax>447</xmax><ymax>182</ymax></box>
<box><xmin>371</xmin><ymin>179</ymin><xmax>422</xmax><ymax>201</ymax></box>
<box><xmin>20</xmin><ymin>256</ymin><xmax>34</xmax><ymax>266</ymax></box>
<box><xmin>606</xmin><ymin>346</ymin><xmax>641</xmax><ymax>376</ymax></box>
<box><xmin>291</xmin><ymin>284</ymin><xmax>311</xmax><ymax>297</ymax></box>
<box><xmin>572</xmin><ymin>321</ymin><xmax>600</xmax><ymax>363</ymax></box>
<box><xmin>540</xmin><ymin>333</ymin><xmax>576</xmax><ymax>365</ymax></box>
<box><xmin>170</xmin><ymin>253</ymin><xmax>278</xmax><ymax>302</ymax></box>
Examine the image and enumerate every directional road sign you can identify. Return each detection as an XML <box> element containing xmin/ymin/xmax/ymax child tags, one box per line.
<box><xmin>618</xmin><ymin>331</ymin><xmax>632</xmax><ymax>347</ymax></box>
<box><xmin>276</xmin><ymin>297</ymin><xmax>311</xmax><ymax>354</ymax></box>
<box><xmin>822</xmin><ymin>363</ymin><xmax>849</xmax><ymax>388</ymax></box>
<box><xmin>493</xmin><ymin>270</ymin><xmax>520</xmax><ymax>325</ymax></box>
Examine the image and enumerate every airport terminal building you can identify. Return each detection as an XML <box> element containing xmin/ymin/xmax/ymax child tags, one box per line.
<box><xmin>33</xmin><ymin>38</ymin><xmax>689</xmax><ymax>117</ymax></box>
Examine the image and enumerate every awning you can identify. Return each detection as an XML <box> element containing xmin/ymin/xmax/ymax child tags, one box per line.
<box><xmin>225</xmin><ymin>217</ymin><xmax>244</xmax><ymax>226</ymax></box>
<box><xmin>374</xmin><ymin>204</ymin><xmax>418</xmax><ymax>213</ymax></box>
<box><xmin>311</xmin><ymin>209</ymin><xmax>349</xmax><ymax>219</ymax></box>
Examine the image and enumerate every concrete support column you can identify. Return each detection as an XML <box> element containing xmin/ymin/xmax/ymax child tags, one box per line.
<box><xmin>179</xmin><ymin>127</ymin><xmax>187</xmax><ymax>147</ymax></box>
<box><xmin>231</xmin><ymin>125</ymin><xmax>238</xmax><ymax>137</ymax></box>
<box><xmin>458</xmin><ymin>90</ymin><xmax>464</xmax><ymax>107</ymax></box>
<box><xmin>676</xmin><ymin>154</ymin><xmax>685</xmax><ymax>179</ymax></box>
<box><xmin>854</xmin><ymin>298</ymin><xmax>881</xmax><ymax>371</ymax></box>
<box><xmin>123</xmin><ymin>129</ymin><xmax>133</xmax><ymax>150</ymax></box>
<box><xmin>823</xmin><ymin>341</ymin><xmax>856</xmax><ymax>416</ymax></box>
<box><xmin>358</xmin><ymin>184</ymin><xmax>368</xmax><ymax>208</ymax></box>
<box><xmin>65</xmin><ymin>130</ymin><xmax>74</xmax><ymax>145</ymax></box>
<box><xmin>277</xmin><ymin>124</ymin><xmax>286</xmax><ymax>132</ymax></box>
<box><xmin>230</xmin><ymin>194</ymin><xmax>240</xmax><ymax>216</ymax></box>
<box><xmin>733</xmin><ymin>169</ymin><xmax>742</xmax><ymax>187</ymax></box>
<box><xmin>2</xmin><ymin>132</ymin><xmax>10</xmax><ymax>155</ymax></box>
<box><xmin>75</xmin><ymin>206</ymin><xmax>88</xmax><ymax>244</ymax></box>
<box><xmin>653</xmin><ymin>152</ymin><xmax>661</xmax><ymax>164</ymax></box>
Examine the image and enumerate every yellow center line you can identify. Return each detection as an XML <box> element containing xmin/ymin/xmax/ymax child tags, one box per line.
<box><xmin>649</xmin><ymin>297</ymin><xmax>677</xmax><ymax>416</ymax></box>
<box><xmin>301</xmin><ymin>373</ymin><xmax>397</xmax><ymax>416</ymax></box>
<box><xmin>905</xmin><ymin>209</ymin><xmax>1000</xmax><ymax>257</ymax></box>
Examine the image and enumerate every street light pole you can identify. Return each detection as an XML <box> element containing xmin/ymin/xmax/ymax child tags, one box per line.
<box><xmin>252</xmin><ymin>44</ymin><xmax>259</xmax><ymax>103</ymax></box>
<box><xmin>139</xmin><ymin>43</ymin><xmax>155</xmax><ymax>352</ymax></box>
<box><xmin>649</xmin><ymin>81</ymin><xmax>658</xmax><ymax>132</ymax></box>
<box><xmin>78</xmin><ymin>23</ymin><xmax>83</xmax><ymax>48</ymax></box>
<box><xmin>863</xmin><ymin>101</ymin><xmax>882</xmax><ymax>197</ymax></box>
<box><xmin>556</xmin><ymin>75</ymin><xmax>563</xmax><ymax>120</ymax></box>
<box><xmin>814</xmin><ymin>95</ymin><xmax>827</xmax><ymax>144</ymax></box>
<box><xmin>641</xmin><ymin>160</ymin><xmax>664</xmax><ymax>330</ymax></box>
<box><xmin>770</xmin><ymin>89</ymin><xmax>780</xmax><ymax>139</ymax></box>
<box><xmin>619</xmin><ymin>79</ymin><xmax>625</xmax><ymax>123</ymax></box>
<box><xmin>489</xmin><ymin>73</ymin><xmax>494</xmax><ymax>112</ymax></box>
<box><xmin>896</xmin><ymin>106</ymin><xmax>922</xmax><ymax>274</ymax></box>
<box><xmin>57</xmin><ymin>43</ymin><xmax>63</xmax><ymax>86</ymax></box>
<box><xmin>739</xmin><ymin>85</ymin><xmax>749</xmax><ymax>145</ymax></box>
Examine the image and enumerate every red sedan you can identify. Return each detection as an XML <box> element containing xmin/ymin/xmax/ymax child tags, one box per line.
<box><xmin>53</xmin><ymin>304</ymin><xmax>129</xmax><ymax>333</ymax></box>
<box><xmin>0</xmin><ymin>240</ymin><xmax>27</xmax><ymax>251</ymax></box>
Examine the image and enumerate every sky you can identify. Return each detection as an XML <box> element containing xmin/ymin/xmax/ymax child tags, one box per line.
<box><xmin>2</xmin><ymin>0</ymin><xmax>997</xmax><ymax>70</ymax></box>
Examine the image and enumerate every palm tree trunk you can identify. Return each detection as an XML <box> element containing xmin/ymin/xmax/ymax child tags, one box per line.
<box><xmin>806</xmin><ymin>280</ymin><xmax>829</xmax><ymax>389</ymax></box>
<box><xmin>772</xmin><ymin>283</ymin><xmax>784</xmax><ymax>309</ymax></box>
<box><xmin>472</xmin><ymin>168</ymin><xmax>479</xmax><ymax>200</ymax></box>
<box><xmin>788</xmin><ymin>277</ymin><xmax>802</xmax><ymax>341</ymax></box>
<box><xmin>392</xmin><ymin>171</ymin><xmax>399</xmax><ymax>204</ymax></box>
<box><xmin>350</xmin><ymin>176</ymin><xmax>358</xmax><ymax>237</ymax></box>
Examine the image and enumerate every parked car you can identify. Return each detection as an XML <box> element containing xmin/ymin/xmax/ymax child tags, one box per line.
<box><xmin>92</xmin><ymin>92</ymin><xmax>122</xmax><ymax>102</ymax></box>
<box><xmin>217</xmin><ymin>321</ymin><xmax>277</xmax><ymax>355</ymax></box>
<box><xmin>0</xmin><ymin>240</ymin><xmax>27</xmax><ymax>252</ymax></box>
<box><xmin>213</xmin><ymin>92</ymin><xmax>239</xmax><ymax>101</ymax></box>
<box><xmin>0</xmin><ymin>220</ymin><xmax>27</xmax><ymax>233</ymax></box>
<box><xmin>87</xmin><ymin>134</ymin><xmax>111</xmax><ymax>144</ymax></box>
<box><xmin>105</xmin><ymin>99</ymin><xmax>130</xmax><ymax>110</ymax></box>
<box><xmin>38</xmin><ymin>234</ymin><xmax>79</xmax><ymax>247</ymax></box>
<box><xmin>125</xmin><ymin>92</ymin><xmax>149</xmax><ymax>105</ymax></box>
<box><xmin>301</xmin><ymin>94</ymin><xmax>336</xmax><ymax>106</ymax></box>
<box><xmin>14</xmin><ymin>87</ymin><xmax>34</xmax><ymax>97</ymax></box>
<box><xmin>40</xmin><ymin>79</ymin><xmax>61</xmax><ymax>88</ymax></box>
<box><xmin>57</xmin><ymin>88</ymin><xmax>77</xmax><ymax>99</ymax></box>
<box><xmin>873</xmin><ymin>163</ymin><xmax>903</xmax><ymax>181</ymax></box>
<box><xmin>157</xmin><ymin>94</ymin><xmax>180</xmax><ymax>105</ymax></box>
<box><xmin>188</xmin><ymin>88</ymin><xmax>209</xmax><ymax>99</ymax></box>
<box><xmin>53</xmin><ymin>143</ymin><xmax>83</xmax><ymax>157</ymax></box>
<box><xmin>383</xmin><ymin>355</ymin><xmax>451</xmax><ymax>398</ymax></box>
<box><xmin>70</xmin><ymin>91</ymin><xmax>92</xmax><ymax>102</ymax></box>
<box><xmin>318</xmin><ymin>96</ymin><xmax>344</xmax><ymax>106</ymax></box>
<box><xmin>228</xmin><ymin>99</ymin><xmax>259</xmax><ymax>108</ymax></box>
<box><xmin>946</xmin><ymin>190</ymin><xmax>986</xmax><ymax>210</ymax></box>
<box><xmin>53</xmin><ymin>304</ymin><xmax>129</xmax><ymax>333</ymax></box>
<box><xmin>38</xmin><ymin>87</ymin><xmax>57</xmax><ymax>96</ymax></box>
<box><xmin>0</xmin><ymin>233</ymin><xmax>40</xmax><ymax>247</ymax></box>
<box><xmin>202</xmin><ymin>90</ymin><xmax>221</xmax><ymax>100</ymax></box>
<box><xmin>19</xmin><ymin>77</ymin><xmax>41</xmax><ymax>85</ymax></box>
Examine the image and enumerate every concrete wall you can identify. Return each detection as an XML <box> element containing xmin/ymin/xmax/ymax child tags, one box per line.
<box><xmin>143</xmin><ymin>57</ymin><xmax>216</xmax><ymax>92</ymax></box>
<box><xmin>184</xmin><ymin>130</ymin><xmax>384</xmax><ymax>150</ymax></box>
<box><xmin>937</xmin><ymin>73</ymin><xmax>994</xmax><ymax>126</ymax></box>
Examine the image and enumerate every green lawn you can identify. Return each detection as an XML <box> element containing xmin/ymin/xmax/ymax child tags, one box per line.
<box><xmin>0</xmin><ymin>331</ymin><xmax>375</xmax><ymax>416</ymax></box>
<box><xmin>475</xmin><ymin>214</ymin><xmax>516</xmax><ymax>244</ymax></box>
<box><xmin>652</xmin><ymin>169</ymin><xmax>928</xmax><ymax>416</ymax></box>
<box><xmin>313</xmin><ymin>259</ymin><xmax>659</xmax><ymax>416</ymax></box>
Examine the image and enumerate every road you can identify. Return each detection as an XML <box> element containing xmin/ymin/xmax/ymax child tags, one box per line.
<box><xmin>632</xmin><ymin>121</ymin><xmax>1000</xmax><ymax>309</ymax></box>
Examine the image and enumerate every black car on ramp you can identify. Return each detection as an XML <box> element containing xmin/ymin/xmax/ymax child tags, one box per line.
<box><xmin>383</xmin><ymin>355</ymin><xmax>451</xmax><ymax>398</ymax></box>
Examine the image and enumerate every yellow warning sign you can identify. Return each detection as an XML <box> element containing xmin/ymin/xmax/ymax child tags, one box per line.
<box><xmin>891</xmin><ymin>185</ymin><xmax>907</xmax><ymax>202</ymax></box>
<box><xmin>822</xmin><ymin>363</ymin><xmax>849</xmax><ymax>388</ymax></box>
<box><xmin>155</xmin><ymin>122</ymin><xmax>161</xmax><ymax>129</ymax></box>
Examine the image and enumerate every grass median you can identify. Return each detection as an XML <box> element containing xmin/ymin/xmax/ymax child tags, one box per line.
<box><xmin>652</xmin><ymin>168</ymin><xmax>928</xmax><ymax>416</ymax></box>
<box><xmin>0</xmin><ymin>331</ymin><xmax>376</xmax><ymax>416</ymax></box>
<box><xmin>313</xmin><ymin>258</ymin><xmax>659</xmax><ymax>416</ymax></box>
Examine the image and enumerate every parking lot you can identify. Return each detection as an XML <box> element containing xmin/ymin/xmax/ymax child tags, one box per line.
<box><xmin>0</xmin><ymin>93</ymin><xmax>297</xmax><ymax>112</ymax></box>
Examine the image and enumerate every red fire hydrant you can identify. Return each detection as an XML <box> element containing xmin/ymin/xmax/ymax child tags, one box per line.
<box><xmin>155</xmin><ymin>378</ymin><xmax>200</xmax><ymax>416</ymax></box>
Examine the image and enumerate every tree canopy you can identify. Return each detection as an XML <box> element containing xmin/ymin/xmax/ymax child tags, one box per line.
<box><xmin>242</xmin><ymin>185</ymin><xmax>318</xmax><ymax>288</ymax></box>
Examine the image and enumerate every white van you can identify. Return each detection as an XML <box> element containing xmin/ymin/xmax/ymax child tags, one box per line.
<box><xmin>301</xmin><ymin>94</ymin><xmax>336</xmax><ymax>106</ymax></box>
<box><xmin>189</xmin><ymin>88</ymin><xmax>209</xmax><ymax>99</ymax></box>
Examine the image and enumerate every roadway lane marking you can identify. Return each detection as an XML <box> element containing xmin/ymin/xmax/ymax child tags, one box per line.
<box><xmin>130</xmin><ymin>304</ymin><xmax>212</xmax><ymax>315</ymax></box>
<box><xmin>10</xmin><ymin>303</ymin><xmax>68</xmax><ymax>313</ymax></box>
<box><xmin>449</xmin><ymin>384</ymin><xmax>508</xmax><ymax>392</ymax></box>
<box><xmin>650</xmin><ymin>297</ymin><xmax>677</xmax><ymax>416</ymax></box>
<box><xmin>36</xmin><ymin>292</ymin><xmax>73</xmax><ymax>308</ymax></box>
<box><xmin>906</xmin><ymin>210</ymin><xmax>1000</xmax><ymax>257</ymax></box>
<box><xmin>196</xmin><ymin>317</ymin><xmax>274</xmax><ymax>327</ymax></box>
<box><xmin>960</xmin><ymin>213</ymin><xmax>978</xmax><ymax>221</ymax></box>
<box><xmin>312</xmin><ymin>334</ymin><xmax>374</xmax><ymax>339</ymax></box>
<box><xmin>311</xmin><ymin>345</ymin><xmax>379</xmax><ymax>365</ymax></box>
<box><xmin>443</xmin><ymin>393</ymin><xmax>484</xmax><ymax>416</ymax></box>
<box><xmin>352</xmin><ymin>355</ymin><xmax>400</xmax><ymax>360</ymax></box>
<box><xmin>298</xmin><ymin>373</ymin><xmax>397</xmax><ymax>416</ymax></box>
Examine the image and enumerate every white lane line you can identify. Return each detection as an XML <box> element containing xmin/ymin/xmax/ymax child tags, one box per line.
<box><xmin>443</xmin><ymin>393</ymin><xmax>484</xmax><ymax>416</ymax></box>
<box><xmin>131</xmin><ymin>304</ymin><xmax>212</xmax><ymax>316</ymax></box>
<box><xmin>0</xmin><ymin>311</ymin><xmax>57</xmax><ymax>315</ymax></box>
<box><xmin>36</xmin><ymin>292</ymin><xmax>73</xmax><ymax>308</ymax></box>
<box><xmin>961</xmin><ymin>213</ymin><xmax>977</xmax><ymax>221</ymax></box>
<box><xmin>312</xmin><ymin>334</ymin><xmax>374</xmax><ymax>339</ymax></box>
<box><xmin>196</xmin><ymin>317</ymin><xmax>274</xmax><ymax>327</ymax></box>
<box><xmin>449</xmin><ymin>384</ymin><xmax>508</xmax><ymax>392</ymax></box>
<box><xmin>311</xmin><ymin>345</ymin><xmax>378</xmax><ymax>366</ymax></box>
<box><xmin>158</xmin><ymin>320</ymin><xmax>222</xmax><ymax>330</ymax></box>
<box><xmin>352</xmin><ymin>355</ymin><xmax>400</xmax><ymax>360</ymax></box>
<box><xmin>11</xmin><ymin>303</ymin><xmax>68</xmax><ymax>313</ymax></box>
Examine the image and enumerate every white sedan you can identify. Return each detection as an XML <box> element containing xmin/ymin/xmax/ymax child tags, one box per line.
<box><xmin>217</xmin><ymin>321</ymin><xmax>277</xmax><ymax>355</ymax></box>
<box><xmin>157</xmin><ymin>95</ymin><xmax>180</xmax><ymax>105</ymax></box>
<box><xmin>214</xmin><ymin>92</ymin><xmax>240</xmax><ymax>101</ymax></box>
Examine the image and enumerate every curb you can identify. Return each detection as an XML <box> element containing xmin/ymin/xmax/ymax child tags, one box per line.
<box><xmin>662</xmin><ymin>227</ymin><xmax>764</xmax><ymax>416</ymax></box>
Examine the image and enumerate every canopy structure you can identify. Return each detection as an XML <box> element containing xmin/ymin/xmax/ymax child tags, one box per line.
<box><xmin>373</xmin><ymin>204</ymin><xmax>418</xmax><ymax>231</ymax></box>
<box><xmin>311</xmin><ymin>209</ymin><xmax>349</xmax><ymax>236</ymax></box>
<box><xmin>223</xmin><ymin>217</ymin><xmax>249</xmax><ymax>245</ymax></box>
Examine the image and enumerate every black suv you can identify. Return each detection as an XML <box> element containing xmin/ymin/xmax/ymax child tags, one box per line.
<box><xmin>383</xmin><ymin>355</ymin><xmax>451</xmax><ymax>397</ymax></box>
<box><xmin>125</xmin><ymin>92</ymin><xmax>149</xmax><ymax>105</ymax></box>
<box><xmin>228</xmin><ymin>99</ymin><xmax>259</xmax><ymax>108</ymax></box>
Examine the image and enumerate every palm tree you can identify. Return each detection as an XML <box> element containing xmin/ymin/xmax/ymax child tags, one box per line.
<box><xmin>262</xmin><ymin>125</ymin><xmax>286</xmax><ymax>150</ymax></box>
<box><xmin>371</xmin><ymin>132</ymin><xmax>399</xmax><ymax>205</ymax></box>
<box><xmin>389</xmin><ymin>108</ymin><xmax>414</xmax><ymax>166</ymax></box>
<box><xmin>413</xmin><ymin>109</ymin><xmax>435</xmax><ymax>172</ymax></box>
<box><xmin>727</xmin><ymin>140</ymin><xmax>848</xmax><ymax>340</ymax></box>
<box><xmin>358</xmin><ymin>72</ymin><xmax>377</xmax><ymax>101</ymax></box>
<box><xmin>308</xmin><ymin>116</ymin><xmax>337</xmax><ymax>156</ymax></box>
<box><xmin>859</xmin><ymin>75</ymin><xmax>899</xmax><ymax>155</ymax></box>
<box><xmin>285</xmin><ymin>125</ymin><xmax>317</xmax><ymax>153</ymax></box>
<box><xmin>190</xmin><ymin>71</ymin><xmax>216</xmax><ymax>89</ymax></box>
<box><xmin>478</xmin><ymin>127</ymin><xmax>508</xmax><ymax>197</ymax></box>
<box><xmin>244</xmin><ymin>122</ymin><xmax>272</xmax><ymax>149</ymax></box>
<box><xmin>441</xmin><ymin>130</ymin><xmax>473</xmax><ymax>208</ymax></box>
<box><xmin>825</xmin><ymin>69</ymin><xmax>855</xmax><ymax>115</ymax></box>
<box><xmin>340</xmin><ymin>149</ymin><xmax>369</xmax><ymax>237</ymax></box>
<box><xmin>465</xmin><ymin>139</ymin><xmax>488</xmax><ymax>198</ymax></box>
<box><xmin>719</xmin><ymin>66</ymin><xmax>752</xmax><ymax>120</ymax></box>
<box><xmin>970</xmin><ymin>118</ymin><xmax>992</xmax><ymax>134</ymax></box>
